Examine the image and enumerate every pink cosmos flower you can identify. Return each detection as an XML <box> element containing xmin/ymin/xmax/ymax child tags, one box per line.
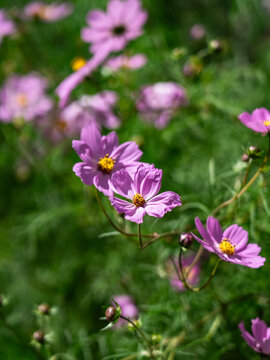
<box><xmin>192</xmin><ymin>217</ymin><xmax>266</xmax><ymax>268</ymax></box>
<box><xmin>167</xmin><ymin>256</ymin><xmax>200</xmax><ymax>292</ymax></box>
<box><xmin>23</xmin><ymin>2</ymin><xmax>73</xmax><ymax>22</ymax></box>
<box><xmin>238</xmin><ymin>108</ymin><xmax>270</xmax><ymax>134</ymax></box>
<box><xmin>0</xmin><ymin>73</ymin><xmax>53</xmax><ymax>123</ymax></box>
<box><xmin>105</xmin><ymin>54</ymin><xmax>147</xmax><ymax>72</ymax></box>
<box><xmin>113</xmin><ymin>295</ymin><xmax>138</xmax><ymax>327</ymax></box>
<box><xmin>56</xmin><ymin>0</ymin><xmax>147</xmax><ymax>107</ymax></box>
<box><xmin>60</xmin><ymin>91</ymin><xmax>120</xmax><ymax>135</ymax></box>
<box><xmin>136</xmin><ymin>82</ymin><xmax>188</xmax><ymax>129</ymax></box>
<box><xmin>109</xmin><ymin>164</ymin><xmax>182</xmax><ymax>224</ymax></box>
<box><xmin>72</xmin><ymin>124</ymin><xmax>142</xmax><ymax>195</ymax></box>
<box><xmin>0</xmin><ymin>10</ymin><xmax>16</xmax><ymax>45</ymax></box>
<box><xmin>239</xmin><ymin>318</ymin><xmax>270</xmax><ymax>355</ymax></box>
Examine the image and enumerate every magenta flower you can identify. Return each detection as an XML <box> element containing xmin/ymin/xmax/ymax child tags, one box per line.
<box><xmin>110</xmin><ymin>164</ymin><xmax>182</xmax><ymax>224</ymax></box>
<box><xmin>23</xmin><ymin>2</ymin><xmax>73</xmax><ymax>22</ymax></box>
<box><xmin>0</xmin><ymin>10</ymin><xmax>16</xmax><ymax>45</ymax></box>
<box><xmin>56</xmin><ymin>0</ymin><xmax>147</xmax><ymax>107</ymax></box>
<box><xmin>113</xmin><ymin>295</ymin><xmax>138</xmax><ymax>327</ymax></box>
<box><xmin>238</xmin><ymin>108</ymin><xmax>270</xmax><ymax>134</ymax></box>
<box><xmin>168</xmin><ymin>256</ymin><xmax>200</xmax><ymax>292</ymax></box>
<box><xmin>0</xmin><ymin>73</ymin><xmax>53</xmax><ymax>123</ymax></box>
<box><xmin>239</xmin><ymin>318</ymin><xmax>270</xmax><ymax>355</ymax></box>
<box><xmin>105</xmin><ymin>54</ymin><xmax>147</xmax><ymax>72</ymax></box>
<box><xmin>136</xmin><ymin>82</ymin><xmax>188</xmax><ymax>129</ymax></box>
<box><xmin>60</xmin><ymin>90</ymin><xmax>120</xmax><ymax>136</ymax></box>
<box><xmin>72</xmin><ymin>124</ymin><xmax>142</xmax><ymax>195</ymax></box>
<box><xmin>192</xmin><ymin>217</ymin><xmax>266</xmax><ymax>268</ymax></box>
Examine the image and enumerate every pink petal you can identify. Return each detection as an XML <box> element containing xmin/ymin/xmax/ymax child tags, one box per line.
<box><xmin>111</xmin><ymin>141</ymin><xmax>142</xmax><ymax>163</ymax></box>
<box><xmin>251</xmin><ymin>318</ymin><xmax>268</xmax><ymax>343</ymax></box>
<box><xmin>111</xmin><ymin>169</ymin><xmax>134</xmax><ymax>199</ymax></box>
<box><xmin>238</xmin><ymin>322</ymin><xmax>258</xmax><ymax>352</ymax></box>
<box><xmin>125</xmin><ymin>206</ymin><xmax>146</xmax><ymax>224</ymax></box>
<box><xmin>206</xmin><ymin>216</ymin><xmax>223</xmax><ymax>242</ymax></box>
<box><xmin>110</xmin><ymin>196</ymin><xmax>135</xmax><ymax>214</ymax></box>
<box><xmin>81</xmin><ymin>124</ymin><xmax>102</xmax><ymax>158</ymax></box>
<box><xmin>145</xmin><ymin>191</ymin><xmax>181</xmax><ymax>218</ymax></box>
<box><xmin>73</xmin><ymin>162</ymin><xmax>96</xmax><ymax>186</ymax></box>
<box><xmin>133</xmin><ymin>164</ymin><xmax>162</xmax><ymax>200</ymax></box>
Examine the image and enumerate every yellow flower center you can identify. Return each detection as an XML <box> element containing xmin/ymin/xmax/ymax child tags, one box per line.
<box><xmin>132</xmin><ymin>193</ymin><xmax>146</xmax><ymax>208</ymax></box>
<box><xmin>98</xmin><ymin>154</ymin><xmax>115</xmax><ymax>173</ymax></box>
<box><xmin>219</xmin><ymin>238</ymin><xmax>235</xmax><ymax>256</ymax></box>
<box><xmin>16</xmin><ymin>93</ymin><xmax>28</xmax><ymax>107</ymax></box>
<box><xmin>263</xmin><ymin>120</ymin><xmax>270</xmax><ymax>126</ymax></box>
<box><xmin>71</xmin><ymin>57</ymin><xmax>87</xmax><ymax>72</ymax></box>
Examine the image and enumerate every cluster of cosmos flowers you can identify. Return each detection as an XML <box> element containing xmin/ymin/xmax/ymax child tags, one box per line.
<box><xmin>1</xmin><ymin>0</ymin><xmax>270</xmax><ymax>355</ymax></box>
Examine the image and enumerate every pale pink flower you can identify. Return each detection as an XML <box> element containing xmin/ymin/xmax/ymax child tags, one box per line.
<box><xmin>23</xmin><ymin>2</ymin><xmax>73</xmax><ymax>22</ymax></box>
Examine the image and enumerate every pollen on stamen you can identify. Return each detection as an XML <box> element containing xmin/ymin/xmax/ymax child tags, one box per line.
<box><xmin>219</xmin><ymin>238</ymin><xmax>235</xmax><ymax>256</ymax></box>
<box><xmin>263</xmin><ymin>120</ymin><xmax>270</xmax><ymax>126</ymax></box>
<box><xmin>98</xmin><ymin>154</ymin><xmax>115</xmax><ymax>173</ymax></box>
<box><xmin>132</xmin><ymin>193</ymin><xmax>146</xmax><ymax>208</ymax></box>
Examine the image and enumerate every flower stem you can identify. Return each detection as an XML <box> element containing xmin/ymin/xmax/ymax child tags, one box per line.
<box><xmin>138</xmin><ymin>223</ymin><xmax>143</xmax><ymax>249</ymax></box>
<box><xmin>173</xmin><ymin>248</ymin><xmax>220</xmax><ymax>292</ymax></box>
<box><xmin>119</xmin><ymin>315</ymin><xmax>156</xmax><ymax>360</ymax></box>
<box><xmin>95</xmin><ymin>188</ymin><xmax>152</xmax><ymax>238</ymax></box>
<box><xmin>212</xmin><ymin>133</ymin><xmax>270</xmax><ymax>216</ymax></box>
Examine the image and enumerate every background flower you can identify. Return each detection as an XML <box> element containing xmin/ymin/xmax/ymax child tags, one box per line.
<box><xmin>105</xmin><ymin>54</ymin><xmax>147</xmax><ymax>72</ymax></box>
<box><xmin>0</xmin><ymin>73</ymin><xmax>53</xmax><ymax>123</ymax></box>
<box><xmin>23</xmin><ymin>2</ymin><xmax>73</xmax><ymax>22</ymax></box>
<box><xmin>0</xmin><ymin>10</ymin><xmax>16</xmax><ymax>45</ymax></box>
<box><xmin>136</xmin><ymin>82</ymin><xmax>188</xmax><ymax>129</ymax></box>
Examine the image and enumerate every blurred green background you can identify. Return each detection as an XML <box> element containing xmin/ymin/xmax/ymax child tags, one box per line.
<box><xmin>1</xmin><ymin>0</ymin><xmax>270</xmax><ymax>359</ymax></box>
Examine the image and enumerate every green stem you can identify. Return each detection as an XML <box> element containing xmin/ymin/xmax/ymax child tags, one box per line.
<box><xmin>173</xmin><ymin>248</ymin><xmax>221</xmax><ymax>292</ymax></box>
<box><xmin>138</xmin><ymin>223</ymin><xmax>143</xmax><ymax>249</ymax></box>
<box><xmin>119</xmin><ymin>315</ymin><xmax>156</xmax><ymax>360</ymax></box>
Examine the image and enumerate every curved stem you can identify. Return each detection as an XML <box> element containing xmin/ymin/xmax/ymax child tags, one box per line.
<box><xmin>212</xmin><ymin>134</ymin><xmax>270</xmax><ymax>216</ymax></box>
<box><xmin>95</xmin><ymin>189</ymin><xmax>152</xmax><ymax>238</ymax></box>
<box><xmin>173</xmin><ymin>248</ymin><xmax>220</xmax><ymax>292</ymax></box>
<box><xmin>119</xmin><ymin>315</ymin><xmax>156</xmax><ymax>360</ymax></box>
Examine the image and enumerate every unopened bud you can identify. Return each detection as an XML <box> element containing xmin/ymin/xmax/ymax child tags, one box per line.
<box><xmin>151</xmin><ymin>334</ymin><xmax>162</xmax><ymax>344</ymax></box>
<box><xmin>38</xmin><ymin>304</ymin><xmax>50</xmax><ymax>315</ymax></box>
<box><xmin>33</xmin><ymin>330</ymin><xmax>45</xmax><ymax>344</ymax></box>
<box><xmin>242</xmin><ymin>153</ymin><xmax>250</xmax><ymax>162</ymax></box>
<box><xmin>183</xmin><ymin>63</ymin><xmax>196</xmax><ymax>77</ymax></box>
<box><xmin>179</xmin><ymin>233</ymin><xmax>193</xmax><ymax>248</ymax></box>
<box><xmin>105</xmin><ymin>306</ymin><xmax>117</xmax><ymax>322</ymax></box>
<box><xmin>209</xmin><ymin>40</ymin><xmax>222</xmax><ymax>53</ymax></box>
<box><xmin>172</xmin><ymin>47</ymin><xmax>187</xmax><ymax>60</ymax></box>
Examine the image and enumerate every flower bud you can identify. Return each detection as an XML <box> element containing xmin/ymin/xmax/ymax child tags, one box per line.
<box><xmin>151</xmin><ymin>334</ymin><xmax>162</xmax><ymax>344</ymax></box>
<box><xmin>33</xmin><ymin>330</ymin><xmax>45</xmax><ymax>344</ymax></box>
<box><xmin>242</xmin><ymin>153</ymin><xmax>250</xmax><ymax>162</ymax></box>
<box><xmin>247</xmin><ymin>146</ymin><xmax>261</xmax><ymax>158</ymax></box>
<box><xmin>179</xmin><ymin>233</ymin><xmax>193</xmax><ymax>248</ymax></box>
<box><xmin>38</xmin><ymin>303</ymin><xmax>50</xmax><ymax>315</ymax></box>
<box><xmin>105</xmin><ymin>306</ymin><xmax>117</xmax><ymax>322</ymax></box>
<box><xmin>209</xmin><ymin>40</ymin><xmax>222</xmax><ymax>53</ymax></box>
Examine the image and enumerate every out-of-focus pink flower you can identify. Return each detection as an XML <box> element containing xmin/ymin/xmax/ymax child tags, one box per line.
<box><xmin>56</xmin><ymin>0</ymin><xmax>147</xmax><ymax>107</ymax></box>
<box><xmin>81</xmin><ymin>0</ymin><xmax>147</xmax><ymax>55</ymax></box>
<box><xmin>239</xmin><ymin>318</ymin><xmax>270</xmax><ymax>355</ymax></box>
<box><xmin>0</xmin><ymin>73</ymin><xmax>53</xmax><ymax>123</ymax></box>
<box><xmin>0</xmin><ymin>10</ymin><xmax>16</xmax><ymax>44</ymax></box>
<box><xmin>136</xmin><ymin>82</ymin><xmax>188</xmax><ymax>129</ymax></box>
<box><xmin>57</xmin><ymin>91</ymin><xmax>120</xmax><ymax>138</ymax></box>
<box><xmin>192</xmin><ymin>216</ymin><xmax>266</xmax><ymax>269</ymax></box>
<box><xmin>167</xmin><ymin>256</ymin><xmax>200</xmax><ymax>292</ymax></box>
<box><xmin>72</xmin><ymin>124</ymin><xmax>142</xmax><ymax>195</ymax></box>
<box><xmin>190</xmin><ymin>24</ymin><xmax>206</xmax><ymax>40</ymax></box>
<box><xmin>113</xmin><ymin>295</ymin><xmax>138</xmax><ymax>327</ymax></box>
<box><xmin>23</xmin><ymin>2</ymin><xmax>73</xmax><ymax>22</ymax></box>
<box><xmin>238</xmin><ymin>108</ymin><xmax>270</xmax><ymax>134</ymax></box>
<box><xmin>110</xmin><ymin>164</ymin><xmax>182</xmax><ymax>224</ymax></box>
<box><xmin>105</xmin><ymin>54</ymin><xmax>147</xmax><ymax>72</ymax></box>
